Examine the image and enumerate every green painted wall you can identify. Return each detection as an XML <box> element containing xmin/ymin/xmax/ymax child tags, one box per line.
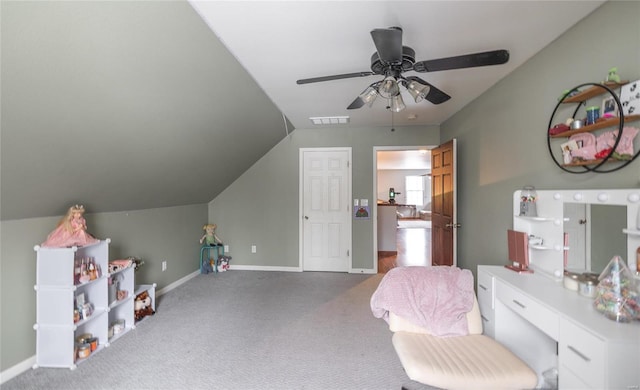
<box><xmin>3</xmin><ymin>0</ymin><xmax>639</xmax><ymax>379</ymax></box>
<box><xmin>0</xmin><ymin>204</ymin><xmax>206</xmax><ymax>371</ymax></box>
<box><xmin>440</xmin><ymin>1</ymin><xmax>640</xmax><ymax>275</ymax></box>
<box><xmin>208</xmin><ymin>125</ymin><xmax>440</xmax><ymax>271</ymax></box>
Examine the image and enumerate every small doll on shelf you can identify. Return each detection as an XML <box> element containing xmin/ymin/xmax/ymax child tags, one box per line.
<box><xmin>41</xmin><ymin>204</ymin><xmax>100</xmax><ymax>248</ymax></box>
<box><xmin>200</xmin><ymin>223</ymin><xmax>223</xmax><ymax>246</ymax></box>
<box><xmin>605</xmin><ymin>67</ymin><xmax>621</xmax><ymax>84</ymax></box>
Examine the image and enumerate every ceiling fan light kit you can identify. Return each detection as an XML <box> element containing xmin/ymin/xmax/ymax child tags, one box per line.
<box><xmin>359</xmin><ymin>86</ymin><xmax>378</xmax><ymax>107</ymax></box>
<box><xmin>379</xmin><ymin>75</ymin><xmax>400</xmax><ymax>98</ymax></box>
<box><xmin>389</xmin><ymin>94</ymin><xmax>406</xmax><ymax>113</ymax></box>
<box><xmin>296</xmin><ymin>26</ymin><xmax>510</xmax><ymax>113</ymax></box>
<box><xmin>404</xmin><ymin>79</ymin><xmax>430</xmax><ymax>103</ymax></box>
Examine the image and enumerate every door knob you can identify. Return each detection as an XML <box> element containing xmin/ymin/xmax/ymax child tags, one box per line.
<box><xmin>304</xmin><ymin>216</ymin><xmax>309</xmax><ymax>220</ymax></box>
<box><xmin>579</xmin><ymin>219</ymin><xmax>587</xmax><ymax>225</ymax></box>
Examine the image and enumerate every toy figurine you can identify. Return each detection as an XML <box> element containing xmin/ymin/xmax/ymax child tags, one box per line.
<box><xmin>41</xmin><ymin>204</ymin><xmax>99</xmax><ymax>248</ymax></box>
<box><xmin>200</xmin><ymin>223</ymin><xmax>223</xmax><ymax>246</ymax></box>
<box><xmin>605</xmin><ymin>67</ymin><xmax>621</xmax><ymax>84</ymax></box>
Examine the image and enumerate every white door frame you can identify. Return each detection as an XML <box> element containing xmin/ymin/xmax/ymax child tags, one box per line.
<box><xmin>372</xmin><ymin>145</ymin><xmax>434</xmax><ymax>272</ymax></box>
<box><xmin>299</xmin><ymin>147</ymin><xmax>352</xmax><ymax>271</ymax></box>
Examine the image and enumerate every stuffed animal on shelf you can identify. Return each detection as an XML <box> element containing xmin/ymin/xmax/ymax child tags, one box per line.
<box><xmin>134</xmin><ymin>290</ymin><xmax>155</xmax><ymax>322</ymax></box>
<box><xmin>605</xmin><ymin>67</ymin><xmax>621</xmax><ymax>84</ymax></box>
<box><xmin>41</xmin><ymin>204</ymin><xmax>100</xmax><ymax>248</ymax></box>
<box><xmin>199</xmin><ymin>223</ymin><xmax>223</xmax><ymax>246</ymax></box>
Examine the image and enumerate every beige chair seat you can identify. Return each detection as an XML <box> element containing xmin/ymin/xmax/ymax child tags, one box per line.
<box><xmin>392</xmin><ymin>331</ymin><xmax>538</xmax><ymax>390</ymax></box>
<box><xmin>388</xmin><ymin>299</ymin><xmax>537</xmax><ymax>389</ymax></box>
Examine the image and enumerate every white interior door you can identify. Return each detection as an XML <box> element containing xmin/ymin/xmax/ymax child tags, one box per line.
<box><xmin>301</xmin><ymin>148</ymin><xmax>351</xmax><ymax>272</ymax></box>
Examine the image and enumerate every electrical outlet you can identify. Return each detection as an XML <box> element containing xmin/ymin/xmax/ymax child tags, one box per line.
<box><xmin>162</xmin><ymin>261</ymin><xmax>167</xmax><ymax>271</ymax></box>
<box><xmin>224</xmin><ymin>245</ymin><xmax>229</xmax><ymax>253</ymax></box>
<box><xmin>251</xmin><ymin>245</ymin><xmax>257</xmax><ymax>253</ymax></box>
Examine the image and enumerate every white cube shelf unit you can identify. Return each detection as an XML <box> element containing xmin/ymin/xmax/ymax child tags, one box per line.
<box><xmin>134</xmin><ymin>283</ymin><xmax>157</xmax><ymax>324</ymax></box>
<box><xmin>33</xmin><ymin>239</ymin><xmax>138</xmax><ymax>369</ymax></box>
<box><xmin>107</xmin><ymin>262</ymin><xmax>135</xmax><ymax>343</ymax></box>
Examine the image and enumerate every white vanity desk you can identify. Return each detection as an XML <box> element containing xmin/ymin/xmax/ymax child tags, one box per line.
<box><xmin>478</xmin><ymin>189</ymin><xmax>640</xmax><ymax>389</ymax></box>
<box><xmin>478</xmin><ymin>265</ymin><xmax>639</xmax><ymax>389</ymax></box>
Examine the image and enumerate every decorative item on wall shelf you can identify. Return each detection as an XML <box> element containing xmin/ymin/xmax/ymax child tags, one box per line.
<box><xmin>547</xmin><ymin>81</ymin><xmax>640</xmax><ymax>173</ymax></box>
<box><xmin>602</xmin><ymin>96</ymin><xmax>619</xmax><ymax>118</ymax></box>
<box><xmin>585</xmin><ymin>106</ymin><xmax>600</xmax><ymax>125</ymax></box>
<box><xmin>620</xmin><ymin>80</ymin><xmax>639</xmax><ymax>116</ymax></box>
<box><xmin>605</xmin><ymin>67</ymin><xmax>621</xmax><ymax>84</ymax></box>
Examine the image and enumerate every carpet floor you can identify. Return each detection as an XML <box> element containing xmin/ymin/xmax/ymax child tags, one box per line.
<box><xmin>3</xmin><ymin>270</ymin><xmax>430</xmax><ymax>390</ymax></box>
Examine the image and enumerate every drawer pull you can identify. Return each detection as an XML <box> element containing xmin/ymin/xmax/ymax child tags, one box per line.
<box><xmin>479</xmin><ymin>284</ymin><xmax>488</xmax><ymax>291</ymax></box>
<box><xmin>512</xmin><ymin>299</ymin><xmax>526</xmax><ymax>309</ymax></box>
<box><xmin>567</xmin><ymin>345</ymin><xmax>591</xmax><ymax>362</ymax></box>
<box><xmin>481</xmin><ymin>315</ymin><xmax>488</xmax><ymax>322</ymax></box>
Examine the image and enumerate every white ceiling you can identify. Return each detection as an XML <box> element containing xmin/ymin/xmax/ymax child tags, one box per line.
<box><xmin>189</xmin><ymin>1</ymin><xmax>604</xmax><ymax>129</ymax></box>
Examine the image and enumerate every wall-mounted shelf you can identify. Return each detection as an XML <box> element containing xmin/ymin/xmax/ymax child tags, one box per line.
<box><xmin>561</xmin><ymin>82</ymin><xmax>628</xmax><ymax>103</ymax></box>
<box><xmin>549</xmin><ymin>115</ymin><xmax>640</xmax><ymax>138</ymax></box>
<box><xmin>547</xmin><ymin>82</ymin><xmax>640</xmax><ymax>173</ymax></box>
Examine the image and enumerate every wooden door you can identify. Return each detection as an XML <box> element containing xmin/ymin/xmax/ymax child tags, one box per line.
<box><xmin>301</xmin><ymin>148</ymin><xmax>351</xmax><ymax>272</ymax></box>
<box><xmin>431</xmin><ymin>139</ymin><xmax>457</xmax><ymax>266</ymax></box>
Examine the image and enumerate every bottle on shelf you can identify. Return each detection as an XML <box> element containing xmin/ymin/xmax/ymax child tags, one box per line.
<box><xmin>519</xmin><ymin>185</ymin><xmax>538</xmax><ymax>217</ymax></box>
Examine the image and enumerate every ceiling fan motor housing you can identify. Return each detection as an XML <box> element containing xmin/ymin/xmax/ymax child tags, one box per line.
<box><xmin>370</xmin><ymin>46</ymin><xmax>416</xmax><ymax>75</ymax></box>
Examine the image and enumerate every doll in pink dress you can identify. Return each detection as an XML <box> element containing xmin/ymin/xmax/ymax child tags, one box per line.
<box><xmin>42</xmin><ymin>204</ymin><xmax>100</xmax><ymax>247</ymax></box>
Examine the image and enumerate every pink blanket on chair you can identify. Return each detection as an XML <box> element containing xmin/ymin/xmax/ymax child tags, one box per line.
<box><xmin>370</xmin><ymin>266</ymin><xmax>474</xmax><ymax>337</ymax></box>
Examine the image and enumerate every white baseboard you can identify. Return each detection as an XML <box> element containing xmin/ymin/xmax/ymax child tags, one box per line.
<box><xmin>228</xmin><ymin>265</ymin><xmax>302</xmax><ymax>272</ymax></box>
<box><xmin>350</xmin><ymin>268</ymin><xmax>376</xmax><ymax>274</ymax></box>
<box><xmin>156</xmin><ymin>269</ymin><xmax>199</xmax><ymax>297</ymax></box>
<box><xmin>0</xmin><ymin>356</ymin><xmax>35</xmax><ymax>385</ymax></box>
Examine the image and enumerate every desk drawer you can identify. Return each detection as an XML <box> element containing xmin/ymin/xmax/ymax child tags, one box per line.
<box><xmin>559</xmin><ymin>319</ymin><xmax>605</xmax><ymax>389</ymax></box>
<box><xmin>496</xmin><ymin>281</ymin><xmax>559</xmax><ymax>340</ymax></box>
<box><xmin>477</xmin><ymin>270</ymin><xmax>495</xmax><ymax>337</ymax></box>
<box><xmin>477</xmin><ymin>270</ymin><xmax>494</xmax><ymax>310</ymax></box>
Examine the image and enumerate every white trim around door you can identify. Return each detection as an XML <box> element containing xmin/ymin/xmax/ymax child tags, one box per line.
<box><xmin>299</xmin><ymin>147</ymin><xmax>352</xmax><ymax>272</ymax></box>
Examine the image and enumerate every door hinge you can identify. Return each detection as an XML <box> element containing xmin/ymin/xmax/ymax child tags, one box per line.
<box><xmin>347</xmin><ymin>250</ymin><xmax>350</xmax><ymax>257</ymax></box>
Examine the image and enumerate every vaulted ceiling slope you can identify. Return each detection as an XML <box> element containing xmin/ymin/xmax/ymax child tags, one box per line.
<box><xmin>0</xmin><ymin>0</ymin><xmax>292</xmax><ymax>220</ymax></box>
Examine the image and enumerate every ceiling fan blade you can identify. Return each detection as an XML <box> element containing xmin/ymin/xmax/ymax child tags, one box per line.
<box><xmin>370</xmin><ymin>27</ymin><xmax>403</xmax><ymax>64</ymax></box>
<box><xmin>413</xmin><ymin>49</ymin><xmax>510</xmax><ymax>73</ymax></box>
<box><xmin>406</xmin><ymin>76</ymin><xmax>451</xmax><ymax>105</ymax></box>
<box><xmin>296</xmin><ymin>71</ymin><xmax>375</xmax><ymax>85</ymax></box>
<box><xmin>347</xmin><ymin>96</ymin><xmax>365</xmax><ymax>110</ymax></box>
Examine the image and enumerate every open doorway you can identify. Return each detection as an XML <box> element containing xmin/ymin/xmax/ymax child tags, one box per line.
<box><xmin>374</xmin><ymin>147</ymin><xmax>432</xmax><ymax>273</ymax></box>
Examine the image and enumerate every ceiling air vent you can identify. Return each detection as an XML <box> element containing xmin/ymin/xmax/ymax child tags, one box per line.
<box><xmin>309</xmin><ymin>116</ymin><xmax>350</xmax><ymax>125</ymax></box>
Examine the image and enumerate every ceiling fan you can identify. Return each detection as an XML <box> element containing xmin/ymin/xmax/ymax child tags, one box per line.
<box><xmin>296</xmin><ymin>27</ymin><xmax>509</xmax><ymax>112</ymax></box>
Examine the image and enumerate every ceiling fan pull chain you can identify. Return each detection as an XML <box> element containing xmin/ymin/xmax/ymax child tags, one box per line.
<box><xmin>390</xmin><ymin>106</ymin><xmax>395</xmax><ymax>132</ymax></box>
